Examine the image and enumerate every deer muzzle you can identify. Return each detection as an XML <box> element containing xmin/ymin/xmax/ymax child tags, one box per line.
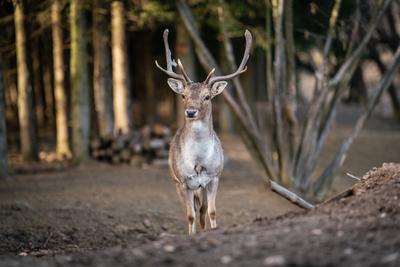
<box><xmin>185</xmin><ymin>109</ymin><xmax>198</xmax><ymax>119</ymax></box>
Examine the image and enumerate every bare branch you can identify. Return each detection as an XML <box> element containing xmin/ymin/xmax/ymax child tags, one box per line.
<box><xmin>329</xmin><ymin>0</ymin><xmax>393</xmax><ymax>87</ymax></box>
<box><xmin>176</xmin><ymin>0</ymin><xmax>276</xmax><ymax>181</ymax></box>
<box><xmin>217</xmin><ymin>3</ymin><xmax>260</xmax><ymax>133</ymax></box>
<box><xmin>271</xmin><ymin>0</ymin><xmax>290</xmax><ymax>185</ymax></box>
<box><xmin>313</xmin><ymin>45</ymin><xmax>400</xmax><ymax>196</ymax></box>
<box><xmin>271</xmin><ymin>181</ymin><xmax>314</xmax><ymax>209</ymax></box>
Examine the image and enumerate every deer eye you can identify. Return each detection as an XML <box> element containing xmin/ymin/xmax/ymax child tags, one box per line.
<box><xmin>204</xmin><ymin>95</ymin><xmax>210</xmax><ymax>101</ymax></box>
<box><xmin>181</xmin><ymin>95</ymin><xmax>185</xmax><ymax>99</ymax></box>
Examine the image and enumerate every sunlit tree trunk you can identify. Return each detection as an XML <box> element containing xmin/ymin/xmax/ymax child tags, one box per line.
<box><xmin>52</xmin><ymin>0</ymin><xmax>71</xmax><ymax>158</ymax></box>
<box><xmin>0</xmin><ymin>60</ymin><xmax>8</xmax><ymax>178</ymax></box>
<box><xmin>111</xmin><ymin>0</ymin><xmax>131</xmax><ymax>134</ymax></box>
<box><xmin>13</xmin><ymin>0</ymin><xmax>38</xmax><ymax>161</ymax></box>
<box><xmin>93</xmin><ymin>0</ymin><xmax>114</xmax><ymax>137</ymax></box>
<box><xmin>70</xmin><ymin>0</ymin><xmax>90</xmax><ymax>162</ymax></box>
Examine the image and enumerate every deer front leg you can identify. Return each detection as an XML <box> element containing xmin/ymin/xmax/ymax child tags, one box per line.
<box><xmin>206</xmin><ymin>178</ymin><xmax>219</xmax><ymax>229</ymax></box>
<box><xmin>183</xmin><ymin>189</ymin><xmax>196</xmax><ymax>235</ymax></box>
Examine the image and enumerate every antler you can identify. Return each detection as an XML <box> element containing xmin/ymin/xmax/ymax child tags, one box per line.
<box><xmin>155</xmin><ymin>29</ymin><xmax>192</xmax><ymax>83</ymax></box>
<box><xmin>177</xmin><ymin>59</ymin><xmax>192</xmax><ymax>83</ymax></box>
<box><xmin>207</xmin><ymin>30</ymin><xmax>252</xmax><ymax>85</ymax></box>
<box><xmin>203</xmin><ymin>68</ymin><xmax>215</xmax><ymax>84</ymax></box>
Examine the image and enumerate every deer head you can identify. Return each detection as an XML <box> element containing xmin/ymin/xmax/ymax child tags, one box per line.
<box><xmin>155</xmin><ymin>29</ymin><xmax>252</xmax><ymax>120</ymax></box>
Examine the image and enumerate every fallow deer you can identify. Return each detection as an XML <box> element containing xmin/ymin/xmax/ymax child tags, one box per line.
<box><xmin>155</xmin><ymin>29</ymin><xmax>252</xmax><ymax>234</ymax></box>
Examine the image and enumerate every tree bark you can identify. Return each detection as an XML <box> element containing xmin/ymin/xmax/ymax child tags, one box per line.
<box><xmin>271</xmin><ymin>0</ymin><xmax>290</xmax><ymax>186</ymax></box>
<box><xmin>143</xmin><ymin>32</ymin><xmax>156</xmax><ymax>125</ymax></box>
<box><xmin>0</xmin><ymin>59</ymin><xmax>8</xmax><ymax>179</ymax></box>
<box><xmin>13</xmin><ymin>0</ymin><xmax>38</xmax><ymax>161</ymax></box>
<box><xmin>52</xmin><ymin>0</ymin><xmax>71</xmax><ymax>159</ymax></box>
<box><xmin>70</xmin><ymin>0</ymin><xmax>90</xmax><ymax>162</ymax></box>
<box><xmin>31</xmin><ymin>37</ymin><xmax>45</xmax><ymax>127</ymax></box>
<box><xmin>41</xmin><ymin>35</ymin><xmax>55</xmax><ymax>127</ymax></box>
<box><xmin>371</xmin><ymin>48</ymin><xmax>400</xmax><ymax>122</ymax></box>
<box><xmin>93</xmin><ymin>0</ymin><xmax>114</xmax><ymax>138</ymax></box>
<box><xmin>265</xmin><ymin>0</ymin><xmax>273</xmax><ymax>102</ymax></box>
<box><xmin>111</xmin><ymin>0</ymin><xmax>131</xmax><ymax>134</ymax></box>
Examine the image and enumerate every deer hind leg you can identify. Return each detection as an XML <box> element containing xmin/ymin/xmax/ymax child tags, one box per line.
<box><xmin>206</xmin><ymin>178</ymin><xmax>219</xmax><ymax>229</ymax></box>
<box><xmin>199</xmin><ymin>188</ymin><xmax>208</xmax><ymax>230</ymax></box>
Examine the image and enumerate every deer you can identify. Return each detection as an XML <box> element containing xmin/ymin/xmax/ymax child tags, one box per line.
<box><xmin>155</xmin><ymin>29</ymin><xmax>252</xmax><ymax>234</ymax></box>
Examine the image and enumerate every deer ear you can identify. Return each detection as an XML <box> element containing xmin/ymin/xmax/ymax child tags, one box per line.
<box><xmin>211</xmin><ymin>81</ymin><xmax>227</xmax><ymax>98</ymax></box>
<box><xmin>167</xmin><ymin>78</ymin><xmax>184</xmax><ymax>94</ymax></box>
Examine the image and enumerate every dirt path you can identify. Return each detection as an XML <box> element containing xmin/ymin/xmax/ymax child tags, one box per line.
<box><xmin>1</xmin><ymin>164</ymin><xmax>399</xmax><ymax>267</ymax></box>
<box><xmin>0</xmin><ymin>137</ymin><xmax>299</xmax><ymax>257</ymax></box>
<box><xmin>0</xmin><ymin>109</ymin><xmax>399</xmax><ymax>266</ymax></box>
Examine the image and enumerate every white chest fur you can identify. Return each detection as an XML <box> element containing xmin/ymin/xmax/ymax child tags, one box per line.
<box><xmin>180</xmin><ymin>121</ymin><xmax>223</xmax><ymax>189</ymax></box>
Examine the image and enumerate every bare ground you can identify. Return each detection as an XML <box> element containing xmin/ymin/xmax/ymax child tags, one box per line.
<box><xmin>0</xmin><ymin>163</ymin><xmax>399</xmax><ymax>267</ymax></box>
<box><xmin>0</xmin><ymin>108</ymin><xmax>399</xmax><ymax>266</ymax></box>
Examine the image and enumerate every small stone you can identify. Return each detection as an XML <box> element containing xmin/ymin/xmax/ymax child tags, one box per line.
<box><xmin>381</xmin><ymin>252</ymin><xmax>398</xmax><ymax>263</ymax></box>
<box><xmin>312</xmin><ymin>229</ymin><xmax>322</xmax><ymax>235</ymax></box>
<box><xmin>336</xmin><ymin>230</ymin><xmax>344</xmax><ymax>237</ymax></box>
<box><xmin>198</xmin><ymin>242</ymin><xmax>209</xmax><ymax>252</ymax></box>
<box><xmin>164</xmin><ymin>244</ymin><xmax>176</xmax><ymax>253</ymax></box>
<box><xmin>221</xmin><ymin>255</ymin><xmax>232</xmax><ymax>264</ymax></box>
<box><xmin>379</xmin><ymin>213</ymin><xmax>386</xmax><ymax>218</ymax></box>
<box><xmin>344</xmin><ymin>248</ymin><xmax>353</xmax><ymax>255</ymax></box>
<box><xmin>115</xmin><ymin>224</ymin><xmax>129</xmax><ymax>233</ymax></box>
<box><xmin>159</xmin><ymin>232</ymin><xmax>175</xmax><ymax>238</ymax></box>
<box><xmin>18</xmin><ymin>252</ymin><xmax>28</xmax><ymax>256</ymax></box>
<box><xmin>263</xmin><ymin>255</ymin><xmax>286</xmax><ymax>266</ymax></box>
<box><xmin>143</xmin><ymin>219</ymin><xmax>152</xmax><ymax>228</ymax></box>
<box><xmin>153</xmin><ymin>241</ymin><xmax>162</xmax><ymax>249</ymax></box>
<box><xmin>244</xmin><ymin>235</ymin><xmax>258</xmax><ymax>248</ymax></box>
<box><xmin>131</xmin><ymin>248</ymin><xmax>146</xmax><ymax>259</ymax></box>
<box><xmin>206</xmin><ymin>237</ymin><xmax>221</xmax><ymax>247</ymax></box>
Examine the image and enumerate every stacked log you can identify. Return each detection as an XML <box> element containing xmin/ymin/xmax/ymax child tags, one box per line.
<box><xmin>90</xmin><ymin>124</ymin><xmax>172</xmax><ymax>165</ymax></box>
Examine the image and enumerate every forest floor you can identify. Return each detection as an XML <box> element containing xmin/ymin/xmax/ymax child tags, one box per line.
<box><xmin>0</xmin><ymin>106</ymin><xmax>399</xmax><ymax>266</ymax></box>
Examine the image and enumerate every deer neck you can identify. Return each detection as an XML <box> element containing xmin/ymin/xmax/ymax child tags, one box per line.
<box><xmin>182</xmin><ymin>105</ymin><xmax>213</xmax><ymax>139</ymax></box>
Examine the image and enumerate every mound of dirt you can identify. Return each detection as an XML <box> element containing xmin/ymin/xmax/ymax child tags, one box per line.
<box><xmin>1</xmin><ymin>163</ymin><xmax>399</xmax><ymax>267</ymax></box>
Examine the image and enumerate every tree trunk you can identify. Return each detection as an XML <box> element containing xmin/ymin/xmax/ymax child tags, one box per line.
<box><xmin>13</xmin><ymin>0</ymin><xmax>38</xmax><ymax>161</ymax></box>
<box><xmin>52</xmin><ymin>0</ymin><xmax>71</xmax><ymax>158</ymax></box>
<box><xmin>143</xmin><ymin>32</ymin><xmax>156</xmax><ymax>125</ymax></box>
<box><xmin>388</xmin><ymin>86</ymin><xmax>400</xmax><ymax>122</ymax></box>
<box><xmin>371</xmin><ymin>49</ymin><xmax>400</xmax><ymax>122</ymax></box>
<box><xmin>111</xmin><ymin>0</ymin><xmax>131</xmax><ymax>134</ymax></box>
<box><xmin>41</xmin><ymin>35</ymin><xmax>55</xmax><ymax>127</ymax></box>
<box><xmin>0</xmin><ymin>59</ymin><xmax>8</xmax><ymax>179</ymax></box>
<box><xmin>93</xmin><ymin>0</ymin><xmax>114</xmax><ymax>138</ymax></box>
<box><xmin>70</xmin><ymin>0</ymin><xmax>90</xmax><ymax>162</ymax></box>
<box><xmin>31</xmin><ymin>37</ymin><xmax>45</xmax><ymax>127</ymax></box>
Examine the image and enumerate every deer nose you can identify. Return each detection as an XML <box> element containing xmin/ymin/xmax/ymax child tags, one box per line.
<box><xmin>185</xmin><ymin>109</ymin><xmax>198</xmax><ymax>118</ymax></box>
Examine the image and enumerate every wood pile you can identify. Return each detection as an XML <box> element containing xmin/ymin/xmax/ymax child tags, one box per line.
<box><xmin>90</xmin><ymin>124</ymin><xmax>172</xmax><ymax>165</ymax></box>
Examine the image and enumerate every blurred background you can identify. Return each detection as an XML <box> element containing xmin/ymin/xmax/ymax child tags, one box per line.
<box><xmin>0</xmin><ymin>0</ymin><xmax>400</xmax><ymax>257</ymax></box>
<box><xmin>0</xmin><ymin>0</ymin><xmax>399</xmax><ymax>201</ymax></box>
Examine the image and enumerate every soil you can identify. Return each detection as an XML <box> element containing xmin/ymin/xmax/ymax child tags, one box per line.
<box><xmin>0</xmin><ymin>108</ymin><xmax>399</xmax><ymax>267</ymax></box>
<box><xmin>0</xmin><ymin>162</ymin><xmax>399</xmax><ymax>267</ymax></box>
